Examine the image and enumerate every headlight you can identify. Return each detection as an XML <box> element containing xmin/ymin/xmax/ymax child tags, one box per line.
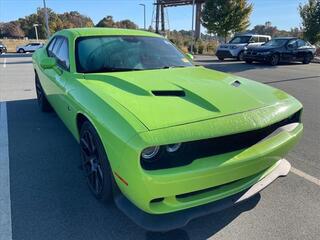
<box><xmin>141</xmin><ymin>146</ymin><xmax>160</xmax><ymax>160</ymax></box>
<box><xmin>166</xmin><ymin>143</ymin><xmax>182</xmax><ymax>153</ymax></box>
<box><xmin>230</xmin><ymin>46</ymin><xmax>238</xmax><ymax>49</ymax></box>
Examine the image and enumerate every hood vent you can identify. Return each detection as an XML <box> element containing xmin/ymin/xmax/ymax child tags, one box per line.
<box><xmin>151</xmin><ymin>90</ymin><xmax>186</xmax><ymax>97</ymax></box>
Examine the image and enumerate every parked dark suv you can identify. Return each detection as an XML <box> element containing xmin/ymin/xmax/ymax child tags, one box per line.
<box><xmin>243</xmin><ymin>37</ymin><xmax>316</xmax><ymax>65</ymax></box>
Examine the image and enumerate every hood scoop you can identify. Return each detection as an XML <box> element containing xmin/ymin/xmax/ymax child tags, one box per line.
<box><xmin>151</xmin><ymin>90</ymin><xmax>186</xmax><ymax>97</ymax></box>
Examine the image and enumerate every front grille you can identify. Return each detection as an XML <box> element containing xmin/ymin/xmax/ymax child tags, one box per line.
<box><xmin>141</xmin><ymin>110</ymin><xmax>301</xmax><ymax>170</ymax></box>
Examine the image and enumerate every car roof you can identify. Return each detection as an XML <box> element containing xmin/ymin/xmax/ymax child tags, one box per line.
<box><xmin>273</xmin><ymin>37</ymin><xmax>297</xmax><ymax>40</ymax></box>
<box><xmin>56</xmin><ymin>27</ymin><xmax>162</xmax><ymax>39</ymax></box>
<box><xmin>235</xmin><ymin>33</ymin><xmax>271</xmax><ymax>37</ymax></box>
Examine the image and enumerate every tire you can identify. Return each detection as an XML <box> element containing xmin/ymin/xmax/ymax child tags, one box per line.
<box><xmin>245</xmin><ymin>59</ymin><xmax>253</xmax><ymax>64</ymax></box>
<box><xmin>18</xmin><ymin>48</ymin><xmax>25</xmax><ymax>53</ymax></box>
<box><xmin>218</xmin><ymin>57</ymin><xmax>224</xmax><ymax>61</ymax></box>
<box><xmin>35</xmin><ymin>73</ymin><xmax>52</xmax><ymax>112</ymax></box>
<box><xmin>302</xmin><ymin>53</ymin><xmax>312</xmax><ymax>64</ymax></box>
<box><xmin>80</xmin><ymin>121</ymin><xmax>113</xmax><ymax>202</ymax></box>
<box><xmin>237</xmin><ymin>51</ymin><xmax>244</xmax><ymax>61</ymax></box>
<box><xmin>269</xmin><ymin>54</ymin><xmax>279</xmax><ymax>66</ymax></box>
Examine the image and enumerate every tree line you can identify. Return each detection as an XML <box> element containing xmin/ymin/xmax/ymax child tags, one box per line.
<box><xmin>0</xmin><ymin>8</ymin><xmax>138</xmax><ymax>39</ymax></box>
<box><xmin>0</xmin><ymin>0</ymin><xmax>319</xmax><ymax>46</ymax></box>
<box><xmin>202</xmin><ymin>0</ymin><xmax>320</xmax><ymax>44</ymax></box>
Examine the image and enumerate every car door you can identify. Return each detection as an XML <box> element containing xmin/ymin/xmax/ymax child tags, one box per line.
<box><xmin>283</xmin><ymin>39</ymin><xmax>298</xmax><ymax>61</ymax></box>
<box><xmin>30</xmin><ymin>43</ymin><xmax>38</xmax><ymax>51</ymax></box>
<box><xmin>24</xmin><ymin>44</ymin><xmax>31</xmax><ymax>52</ymax></box>
<box><xmin>41</xmin><ymin>36</ymin><xmax>73</xmax><ymax>124</ymax></box>
<box><xmin>296</xmin><ymin>39</ymin><xmax>309</xmax><ymax>60</ymax></box>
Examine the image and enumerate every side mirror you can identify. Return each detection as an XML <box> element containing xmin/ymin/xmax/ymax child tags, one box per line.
<box><xmin>40</xmin><ymin>57</ymin><xmax>56</xmax><ymax>69</ymax></box>
<box><xmin>186</xmin><ymin>53</ymin><xmax>194</xmax><ymax>60</ymax></box>
<box><xmin>287</xmin><ymin>43</ymin><xmax>297</xmax><ymax>49</ymax></box>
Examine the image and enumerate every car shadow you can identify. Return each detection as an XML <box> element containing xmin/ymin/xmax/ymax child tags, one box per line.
<box><xmin>7</xmin><ymin>98</ymin><xmax>260</xmax><ymax>240</ymax></box>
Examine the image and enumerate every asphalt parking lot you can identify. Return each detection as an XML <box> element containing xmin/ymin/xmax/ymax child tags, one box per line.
<box><xmin>0</xmin><ymin>53</ymin><xmax>319</xmax><ymax>240</ymax></box>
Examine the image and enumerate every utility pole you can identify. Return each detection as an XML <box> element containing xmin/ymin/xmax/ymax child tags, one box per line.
<box><xmin>190</xmin><ymin>0</ymin><xmax>195</xmax><ymax>54</ymax></box>
<box><xmin>43</xmin><ymin>0</ymin><xmax>50</xmax><ymax>38</ymax></box>
<box><xmin>139</xmin><ymin>4</ymin><xmax>146</xmax><ymax>30</ymax></box>
<box><xmin>33</xmin><ymin>24</ymin><xmax>39</xmax><ymax>42</ymax></box>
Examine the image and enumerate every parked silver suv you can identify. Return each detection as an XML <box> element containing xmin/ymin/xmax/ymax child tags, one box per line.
<box><xmin>216</xmin><ymin>34</ymin><xmax>271</xmax><ymax>61</ymax></box>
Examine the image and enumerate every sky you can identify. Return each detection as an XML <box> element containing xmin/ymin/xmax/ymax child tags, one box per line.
<box><xmin>0</xmin><ymin>0</ymin><xmax>308</xmax><ymax>32</ymax></box>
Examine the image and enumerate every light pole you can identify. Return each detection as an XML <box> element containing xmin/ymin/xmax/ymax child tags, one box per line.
<box><xmin>139</xmin><ymin>3</ymin><xmax>146</xmax><ymax>30</ymax></box>
<box><xmin>33</xmin><ymin>24</ymin><xmax>39</xmax><ymax>42</ymax></box>
<box><xmin>43</xmin><ymin>0</ymin><xmax>50</xmax><ymax>38</ymax></box>
<box><xmin>190</xmin><ymin>0</ymin><xmax>195</xmax><ymax>54</ymax></box>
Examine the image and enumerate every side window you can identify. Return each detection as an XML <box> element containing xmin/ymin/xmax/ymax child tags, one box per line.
<box><xmin>259</xmin><ymin>37</ymin><xmax>267</xmax><ymax>43</ymax></box>
<box><xmin>47</xmin><ymin>38</ymin><xmax>57</xmax><ymax>57</ymax></box>
<box><xmin>51</xmin><ymin>38</ymin><xmax>63</xmax><ymax>57</ymax></box>
<box><xmin>251</xmin><ymin>36</ymin><xmax>259</xmax><ymax>43</ymax></box>
<box><xmin>287</xmin><ymin>39</ymin><xmax>298</xmax><ymax>49</ymax></box>
<box><xmin>55</xmin><ymin>38</ymin><xmax>70</xmax><ymax>70</ymax></box>
<box><xmin>297</xmin><ymin>39</ymin><xmax>306</xmax><ymax>47</ymax></box>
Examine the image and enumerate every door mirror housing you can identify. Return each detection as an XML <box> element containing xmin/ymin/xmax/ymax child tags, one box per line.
<box><xmin>287</xmin><ymin>43</ymin><xmax>294</xmax><ymax>49</ymax></box>
<box><xmin>40</xmin><ymin>57</ymin><xmax>56</xmax><ymax>69</ymax></box>
<box><xmin>186</xmin><ymin>53</ymin><xmax>194</xmax><ymax>60</ymax></box>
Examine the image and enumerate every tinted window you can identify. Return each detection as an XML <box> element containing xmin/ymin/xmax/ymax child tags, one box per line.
<box><xmin>76</xmin><ymin>36</ymin><xmax>192</xmax><ymax>73</ymax></box>
<box><xmin>251</xmin><ymin>36</ymin><xmax>259</xmax><ymax>43</ymax></box>
<box><xmin>47</xmin><ymin>38</ymin><xmax>56</xmax><ymax>55</ymax></box>
<box><xmin>259</xmin><ymin>37</ymin><xmax>268</xmax><ymax>42</ymax></box>
<box><xmin>297</xmin><ymin>39</ymin><xmax>306</xmax><ymax>47</ymax></box>
<box><xmin>51</xmin><ymin>38</ymin><xmax>63</xmax><ymax>57</ymax></box>
<box><xmin>287</xmin><ymin>39</ymin><xmax>298</xmax><ymax>49</ymax></box>
<box><xmin>55</xmin><ymin>38</ymin><xmax>69</xmax><ymax>70</ymax></box>
<box><xmin>264</xmin><ymin>39</ymin><xmax>288</xmax><ymax>47</ymax></box>
<box><xmin>229</xmin><ymin>36</ymin><xmax>251</xmax><ymax>44</ymax></box>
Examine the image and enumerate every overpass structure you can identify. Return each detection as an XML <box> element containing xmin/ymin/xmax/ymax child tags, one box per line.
<box><xmin>154</xmin><ymin>0</ymin><xmax>206</xmax><ymax>39</ymax></box>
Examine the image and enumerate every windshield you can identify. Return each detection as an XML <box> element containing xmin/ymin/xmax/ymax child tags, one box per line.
<box><xmin>229</xmin><ymin>36</ymin><xmax>251</xmax><ymax>44</ymax></box>
<box><xmin>263</xmin><ymin>39</ymin><xmax>288</xmax><ymax>47</ymax></box>
<box><xmin>76</xmin><ymin>36</ymin><xmax>193</xmax><ymax>73</ymax></box>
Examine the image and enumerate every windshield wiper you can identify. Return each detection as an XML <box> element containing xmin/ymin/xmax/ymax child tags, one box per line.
<box><xmin>161</xmin><ymin>65</ymin><xmax>187</xmax><ymax>69</ymax></box>
<box><xmin>84</xmin><ymin>67</ymin><xmax>143</xmax><ymax>73</ymax></box>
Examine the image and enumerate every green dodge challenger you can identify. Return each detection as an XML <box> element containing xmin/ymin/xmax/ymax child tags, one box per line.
<box><xmin>32</xmin><ymin>28</ymin><xmax>303</xmax><ymax>231</ymax></box>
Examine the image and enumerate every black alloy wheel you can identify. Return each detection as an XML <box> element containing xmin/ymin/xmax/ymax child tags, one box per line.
<box><xmin>80</xmin><ymin>121</ymin><xmax>112</xmax><ymax>201</ymax></box>
<box><xmin>303</xmin><ymin>53</ymin><xmax>312</xmax><ymax>64</ymax></box>
<box><xmin>238</xmin><ymin>51</ymin><xmax>244</xmax><ymax>61</ymax></box>
<box><xmin>270</xmin><ymin>54</ymin><xmax>280</xmax><ymax>66</ymax></box>
<box><xmin>35</xmin><ymin>73</ymin><xmax>52</xmax><ymax>112</ymax></box>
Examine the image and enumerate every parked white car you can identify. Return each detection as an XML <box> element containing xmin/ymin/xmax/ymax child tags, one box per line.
<box><xmin>216</xmin><ymin>34</ymin><xmax>271</xmax><ymax>61</ymax></box>
<box><xmin>16</xmin><ymin>43</ymin><xmax>43</xmax><ymax>53</ymax></box>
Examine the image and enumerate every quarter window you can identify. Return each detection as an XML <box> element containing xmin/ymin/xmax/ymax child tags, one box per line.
<box><xmin>47</xmin><ymin>38</ymin><xmax>56</xmax><ymax>56</ymax></box>
<box><xmin>55</xmin><ymin>38</ymin><xmax>70</xmax><ymax>70</ymax></box>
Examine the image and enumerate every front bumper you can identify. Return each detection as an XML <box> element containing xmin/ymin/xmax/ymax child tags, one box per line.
<box><xmin>244</xmin><ymin>52</ymin><xmax>272</xmax><ymax>62</ymax></box>
<box><xmin>216</xmin><ymin>49</ymin><xmax>239</xmax><ymax>58</ymax></box>
<box><xmin>114</xmin><ymin>158</ymin><xmax>291</xmax><ymax>231</ymax></box>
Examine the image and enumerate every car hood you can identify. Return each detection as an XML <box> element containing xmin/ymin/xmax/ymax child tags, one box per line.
<box><xmin>83</xmin><ymin>66</ymin><xmax>292</xmax><ymax>130</ymax></box>
<box><xmin>219</xmin><ymin>43</ymin><xmax>247</xmax><ymax>49</ymax></box>
<box><xmin>247</xmin><ymin>45</ymin><xmax>280</xmax><ymax>51</ymax></box>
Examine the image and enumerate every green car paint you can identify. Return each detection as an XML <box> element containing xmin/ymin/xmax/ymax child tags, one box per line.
<box><xmin>32</xmin><ymin>28</ymin><xmax>303</xmax><ymax>216</ymax></box>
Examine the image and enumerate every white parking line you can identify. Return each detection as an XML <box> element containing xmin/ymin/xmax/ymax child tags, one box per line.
<box><xmin>0</xmin><ymin>102</ymin><xmax>12</xmax><ymax>240</ymax></box>
<box><xmin>291</xmin><ymin>166</ymin><xmax>320</xmax><ymax>187</ymax></box>
<box><xmin>3</xmin><ymin>58</ymin><xmax>6</xmax><ymax>68</ymax></box>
